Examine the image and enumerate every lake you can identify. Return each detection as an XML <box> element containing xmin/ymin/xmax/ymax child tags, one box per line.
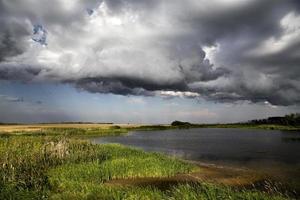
<box><xmin>92</xmin><ymin>128</ymin><xmax>300</xmax><ymax>167</ymax></box>
<box><xmin>91</xmin><ymin>128</ymin><xmax>300</xmax><ymax>193</ymax></box>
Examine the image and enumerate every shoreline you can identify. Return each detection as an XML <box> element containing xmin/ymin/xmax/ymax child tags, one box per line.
<box><xmin>0</xmin><ymin>123</ymin><xmax>300</xmax><ymax>135</ymax></box>
<box><xmin>0</xmin><ymin>133</ymin><xmax>297</xmax><ymax>199</ymax></box>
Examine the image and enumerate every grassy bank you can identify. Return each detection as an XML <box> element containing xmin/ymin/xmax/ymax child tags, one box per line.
<box><xmin>0</xmin><ymin>122</ymin><xmax>299</xmax><ymax>138</ymax></box>
<box><xmin>188</xmin><ymin>124</ymin><xmax>300</xmax><ymax>131</ymax></box>
<box><xmin>0</xmin><ymin>135</ymin><xmax>289</xmax><ymax>200</ymax></box>
<box><xmin>0</xmin><ymin>126</ymin><xmax>128</xmax><ymax>137</ymax></box>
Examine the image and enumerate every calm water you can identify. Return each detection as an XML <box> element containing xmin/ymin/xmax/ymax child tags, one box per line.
<box><xmin>91</xmin><ymin>128</ymin><xmax>300</xmax><ymax>167</ymax></box>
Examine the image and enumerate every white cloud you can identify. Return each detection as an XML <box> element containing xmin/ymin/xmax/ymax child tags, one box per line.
<box><xmin>126</xmin><ymin>97</ymin><xmax>146</xmax><ymax>105</ymax></box>
<box><xmin>1</xmin><ymin>0</ymin><xmax>300</xmax><ymax>106</ymax></box>
<box><xmin>159</xmin><ymin>91</ymin><xmax>200</xmax><ymax>98</ymax></box>
<box><xmin>248</xmin><ymin>11</ymin><xmax>300</xmax><ymax>56</ymax></box>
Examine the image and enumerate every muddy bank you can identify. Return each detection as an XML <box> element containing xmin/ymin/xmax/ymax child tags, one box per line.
<box><xmin>105</xmin><ymin>162</ymin><xmax>299</xmax><ymax>197</ymax></box>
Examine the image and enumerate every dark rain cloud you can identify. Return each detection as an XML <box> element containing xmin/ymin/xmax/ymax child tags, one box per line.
<box><xmin>0</xmin><ymin>64</ymin><xmax>42</xmax><ymax>81</ymax></box>
<box><xmin>0</xmin><ymin>0</ymin><xmax>300</xmax><ymax>105</ymax></box>
<box><xmin>0</xmin><ymin>2</ymin><xmax>30</xmax><ymax>61</ymax></box>
<box><xmin>75</xmin><ymin>76</ymin><xmax>188</xmax><ymax>96</ymax></box>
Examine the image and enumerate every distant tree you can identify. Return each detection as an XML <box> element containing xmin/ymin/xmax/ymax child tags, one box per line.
<box><xmin>249</xmin><ymin>113</ymin><xmax>300</xmax><ymax>126</ymax></box>
<box><xmin>171</xmin><ymin>121</ymin><xmax>192</xmax><ymax>126</ymax></box>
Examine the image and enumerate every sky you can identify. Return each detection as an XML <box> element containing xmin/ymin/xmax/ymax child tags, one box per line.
<box><xmin>0</xmin><ymin>0</ymin><xmax>300</xmax><ymax>123</ymax></box>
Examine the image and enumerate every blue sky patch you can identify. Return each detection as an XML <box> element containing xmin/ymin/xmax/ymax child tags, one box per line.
<box><xmin>32</xmin><ymin>24</ymin><xmax>47</xmax><ymax>45</ymax></box>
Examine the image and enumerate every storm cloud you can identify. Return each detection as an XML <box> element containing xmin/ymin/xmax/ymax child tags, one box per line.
<box><xmin>0</xmin><ymin>0</ymin><xmax>300</xmax><ymax>105</ymax></box>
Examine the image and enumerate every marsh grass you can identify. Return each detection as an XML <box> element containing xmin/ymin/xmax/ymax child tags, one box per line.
<box><xmin>0</xmin><ymin>134</ymin><xmax>289</xmax><ymax>200</ymax></box>
<box><xmin>1</xmin><ymin>123</ymin><xmax>299</xmax><ymax>139</ymax></box>
<box><xmin>188</xmin><ymin>124</ymin><xmax>300</xmax><ymax>131</ymax></box>
<box><xmin>48</xmin><ymin>146</ymin><xmax>193</xmax><ymax>185</ymax></box>
<box><xmin>0</xmin><ymin>136</ymin><xmax>194</xmax><ymax>199</ymax></box>
<box><xmin>48</xmin><ymin>181</ymin><xmax>287</xmax><ymax>200</ymax></box>
<box><xmin>0</xmin><ymin>137</ymin><xmax>106</xmax><ymax>190</ymax></box>
<box><xmin>9</xmin><ymin>127</ymin><xmax>129</xmax><ymax>137</ymax></box>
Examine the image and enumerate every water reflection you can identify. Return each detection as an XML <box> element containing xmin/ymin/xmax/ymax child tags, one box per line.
<box><xmin>91</xmin><ymin>128</ymin><xmax>300</xmax><ymax>193</ymax></box>
<box><xmin>282</xmin><ymin>137</ymin><xmax>300</xmax><ymax>142</ymax></box>
<box><xmin>91</xmin><ymin>128</ymin><xmax>300</xmax><ymax>165</ymax></box>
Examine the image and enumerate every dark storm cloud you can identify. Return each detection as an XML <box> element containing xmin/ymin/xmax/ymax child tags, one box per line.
<box><xmin>191</xmin><ymin>76</ymin><xmax>300</xmax><ymax>106</ymax></box>
<box><xmin>75</xmin><ymin>76</ymin><xmax>188</xmax><ymax>96</ymax></box>
<box><xmin>0</xmin><ymin>1</ymin><xmax>30</xmax><ymax>61</ymax></box>
<box><xmin>176</xmin><ymin>0</ymin><xmax>300</xmax><ymax>106</ymax></box>
<box><xmin>0</xmin><ymin>31</ymin><xmax>25</xmax><ymax>61</ymax></box>
<box><xmin>73</xmin><ymin>46</ymin><xmax>228</xmax><ymax>96</ymax></box>
<box><xmin>0</xmin><ymin>0</ymin><xmax>300</xmax><ymax>105</ymax></box>
<box><xmin>0</xmin><ymin>64</ymin><xmax>42</xmax><ymax>81</ymax></box>
<box><xmin>178</xmin><ymin>47</ymin><xmax>231</xmax><ymax>82</ymax></box>
<box><xmin>187</xmin><ymin>0</ymin><xmax>287</xmax><ymax>44</ymax></box>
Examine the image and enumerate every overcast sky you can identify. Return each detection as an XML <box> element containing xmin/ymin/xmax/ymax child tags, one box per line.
<box><xmin>0</xmin><ymin>0</ymin><xmax>300</xmax><ymax>123</ymax></box>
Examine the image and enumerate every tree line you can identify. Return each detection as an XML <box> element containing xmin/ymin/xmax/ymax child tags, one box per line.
<box><xmin>249</xmin><ymin>113</ymin><xmax>300</xmax><ymax>126</ymax></box>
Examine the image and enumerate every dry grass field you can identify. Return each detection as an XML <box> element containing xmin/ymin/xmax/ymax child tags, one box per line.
<box><xmin>0</xmin><ymin>123</ymin><xmax>143</xmax><ymax>133</ymax></box>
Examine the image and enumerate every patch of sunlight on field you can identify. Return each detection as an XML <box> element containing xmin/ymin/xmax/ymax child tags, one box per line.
<box><xmin>0</xmin><ymin>123</ymin><xmax>144</xmax><ymax>133</ymax></box>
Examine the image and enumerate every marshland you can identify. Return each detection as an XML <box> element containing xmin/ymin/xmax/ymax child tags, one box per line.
<box><xmin>2</xmin><ymin>0</ymin><xmax>300</xmax><ymax>199</ymax></box>
<box><xmin>1</xmin><ymin>119</ymin><xmax>299</xmax><ymax>199</ymax></box>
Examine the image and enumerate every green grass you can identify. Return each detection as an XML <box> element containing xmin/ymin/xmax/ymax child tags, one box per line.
<box><xmin>6</xmin><ymin>127</ymin><xmax>128</xmax><ymax>137</ymax></box>
<box><xmin>0</xmin><ymin>136</ymin><xmax>192</xmax><ymax>199</ymax></box>
<box><xmin>248</xmin><ymin>124</ymin><xmax>300</xmax><ymax>131</ymax></box>
<box><xmin>0</xmin><ymin>135</ymin><xmax>290</xmax><ymax>199</ymax></box>
<box><xmin>177</xmin><ymin>123</ymin><xmax>300</xmax><ymax>131</ymax></box>
<box><xmin>48</xmin><ymin>180</ymin><xmax>287</xmax><ymax>200</ymax></box>
<box><xmin>130</xmin><ymin>123</ymin><xmax>300</xmax><ymax>132</ymax></box>
<box><xmin>1</xmin><ymin>182</ymin><xmax>287</xmax><ymax>200</ymax></box>
<box><xmin>1</xmin><ymin>122</ymin><xmax>299</xmax><ymax>139</ymax></box>
<box><xmin>48</xmin><ymin>144</ymin><xmax>193</xmax><ymax>184</ymax></box>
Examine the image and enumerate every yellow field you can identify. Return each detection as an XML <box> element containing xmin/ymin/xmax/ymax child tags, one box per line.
<box><xmin>0</xmin><ymin>123</ymin><xmax>142</xmax><ymax>133</ymax></box>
